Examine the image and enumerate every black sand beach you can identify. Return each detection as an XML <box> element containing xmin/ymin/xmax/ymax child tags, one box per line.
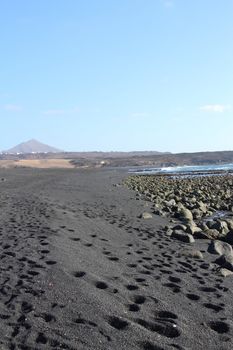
<box><xmin>0</xmin><ymin>168</ymin><xmax>232</xmax><ymax>350</ymax></box>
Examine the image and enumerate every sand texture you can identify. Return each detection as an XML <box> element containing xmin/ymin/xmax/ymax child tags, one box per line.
<box><xmin>0</xmin><ymin>168</ymin><xmax>232</xmax><ymax>350</ymax></box>
<box><xmin>0</xmin><ymin>159</ymin><xmax>74</xmax><ymax>169</ymax></box>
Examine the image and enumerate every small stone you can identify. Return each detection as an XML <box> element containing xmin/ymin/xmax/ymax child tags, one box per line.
<box><xmin>224</xmin><ymin>219</ymin><xmax>233</xmax><ymax>231</ymax></box>
<box><xmin>219</xmin><ymin>268</ymin><xmax>233</xmax><ymax>277</ymax></box>
<box><xmin>193</xmin><ymin>231</ymin><xmax>210</xmax><ymax>239</ymax></box>
<box><xmin>172</xmin><ymin>224</ymin><xmax>187</xmax><ymax>231</ymax></box>
<box><xmin>199</xmin><ymin>223</ymin><xmax>209</xmax><ymax>231</ymax></box>
<box><xmin>171</xmin><ymin>230</ymin><xmax>195</xmax><ymax>243</ymax></box>
<box><xmin>192</xmin><ymin>209</ymin><xmax>202</xmax><ymax>219</ymax></box>
<box><xmin>166</xmin><ymin>229</ymin><xmax>173</xmax><ymax>237</ymax></box>
<box><xmin>197</xmin><ymin>201</ymin><xmax>208</xmax><ymax>214</ymax></box>
<box><xmin>179</xmin><ymin>249</ymin><xmax>203</xmax><ymax>259</ymax></box>
<box><xmin>154</xmin><ymin>209</ymin><xmax>163</xmax><ymax>215</ymax></box>
<box><xmin>215</xmin><ymin>253</ymin><xmax>233</xmax><ymax>272</ymax></box>
<box><xmin>206</xmin><ymin>221</ymin><xmax>215</xmax><ymax>229</ymax></box>
<box><xmin>208</xmin><ymin>240</ymin><xmax>233</xmax><ymax>256</ymax></box>
<box><xmin>166</xmin><ymin>199</ymin><xmax>176</xmax><ymax>207</ymax></box>
<box><xmin>212</xmin><ymin>220</ymin><xmax>229</xmax><ymax>235</ymax></box>
<box><xmin>178</xmin><ymin>207</ymin><xmax>193</xmax><ymax>222</ymax></box>
<box><xmin>205</xmin><ymin>229</ymin><xmax>221</xmax><ymax>239</ymax></box>
<box><xmin>141</xmin><ymin>212</ymin><xmax>153</xmax><ymax>219</ymax></box>
<box><xmin>225</xmin><ymin>230</ymin><xmax>233</xmax><ymax>244</ymax></box>
<box><xmin>186</xmin><ymin>222</ymin><xmax>202</xmax><ymax>235</ymax></box>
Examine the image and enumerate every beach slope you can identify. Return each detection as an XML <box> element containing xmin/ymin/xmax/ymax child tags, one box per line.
<box><xmin>0</xmin><ymin>168</ymin><xmax>232</xmax><ymax>350</ymax></box>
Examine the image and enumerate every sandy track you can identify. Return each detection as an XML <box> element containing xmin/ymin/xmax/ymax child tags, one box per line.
<box><xmin>0</xmin><ymin>159</ymin><xmax>74</xmax><ymax>169</ymax></box>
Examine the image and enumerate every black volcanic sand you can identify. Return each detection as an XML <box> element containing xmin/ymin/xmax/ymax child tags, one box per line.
<box><xmin>0</xmin><ymin>168</ymin><xmax>232</xmax><ymax>350</ymax></box>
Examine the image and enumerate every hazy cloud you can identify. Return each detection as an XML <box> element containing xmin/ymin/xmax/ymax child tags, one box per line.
<box><xmin>43</xmin><ymin>107</ymin><xmax>80</xmax><ymax>115</ymax></box>
<box><xmin>4</xmin><ymin>104</ymin><xmax>22</xmax><ymax>112</ymax></box>
<box><xmin>43</xmin><ymin>109</ymin><xmax>66</xmax><ymax>115</ymax></box>
<box><xmin>131</xmin><ymin>112</ymin><xmax>151</xmax><ymax>118</ymax></box>
<box><xmin>200</xmin><ymin>104</ymin><xmax>231</xmax><ymax>113</ymax></box>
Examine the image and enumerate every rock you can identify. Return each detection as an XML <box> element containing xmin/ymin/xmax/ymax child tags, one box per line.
<box><xmin>165</xmin><ymin>199</ymin><xmax>176</xmax><ymax>207</ymax></box>
<box><xmin>172</xmin><ymin>224</ymin><xmax>187</xmax><ymax>231</ymax></box>
<box><xmin>219</xmin><ymin>268</ymin><xmax>233</xmax><ymax>277</ymax></box>
<box><xmin>199</xmin><ymin>222</ymin><xmax>209</xmax><ymax>231</ymax></box>
<box><xmin>208</xmin><ymin>240</ymin><xmax>233</xmax><ymax>256</ymax></box>
<box><xmin>192</xmin><ymin>209</ymin><xmax>202</xmax><ymax>219</ymax></box>
<box><xmin>141</xmin><ymin>212</ymin><xmax>153</xmax><ymax>219</ymax></box>
<box><xmin>215</xmin><ymin>253</ymin><xmax>233</xmax><ymax>272</ymax></box>
<box><xmin>171</xmin><ymin>230</ymin><xmax>195</xmax><ymax>243</ymax></box>
<box><xmin>225</xmin><ymin>219</ymin><xmax>233</xmax><ymax>231</ymax></box>
<box><xmin>197</xmin><ymin>201</ymin><xmax>208</xmax><ymax>214</ymax></box>
<box><xmin>212</xmin><ymin>220</ymin><xmax>229</xmax><ymax>235</ymax></box>
<box><xmin>166</xmin><ymin>229</ymin><xmax>173</xmax><ymax>237</ymax></box>
<box><xmin>193</xmin><ymin>231</ymin><xmax>210</xmax><ymax>239</ymax></box>
<box><xmin>179</xmin><ymin>249</ymin><xmax>203</xmax><ymax>259</ymax></box>
<box><xmin>197</xmin><ymin>201</ymin><xmax>208</xmax><ymax>213</ymax></box>
<box><xmin>206</xmin><ymin>220</ymin><xmax>216</xmax><ymax>229</ymax></box>
<box><xmin>154</xmin><ymin>209</ymin><xmax>164</xmax><ymax>216</ymax></box>
<box><xmin>162</xmin><ymin>206</ymin><xmax>172</xmax><ymax>214</ymax></box>
<box><xmin>163</xmin><ymin>225</ymin><xmax>171</xmax><ymax>231</ymax></box>
<box><xmin>178</xmin><ymin>207</ymin><xmax>193</xmax><ymax>222</ymax></box>
<box><xmin>190</xmin><ymin>197</ymin><xmax>197</xmax><ymax>204</ymax></box>
<box><xmin>205</xmin><ymin>229</ymin><xmax>221</xmax><ymax>239</ymax></box>
<box><xmin>225</xmin><ymin>230</ymin><xmax>233</xmax><ymax>245</ymax></box>
<box><xmin>154</xmin><ymin>208</ymin><xmax>166</xmax><ymax>216</ymax></box>
<box><xmin>186</xmin><ymin>222</ymin><xmax>202</xmax><ymax>235</ymax></box>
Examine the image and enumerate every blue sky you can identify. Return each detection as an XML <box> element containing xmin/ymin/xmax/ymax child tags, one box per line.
<box><xmin>0</xmin><ymin>0</ymin><xmax>232</xmax><ymax>152</ymax></box>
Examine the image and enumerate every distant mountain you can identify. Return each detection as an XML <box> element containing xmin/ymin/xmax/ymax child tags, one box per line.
<box><xmin>4</xmin><ymin>139</ymin><xmax>62</xmax><ymax>154</ymax></box>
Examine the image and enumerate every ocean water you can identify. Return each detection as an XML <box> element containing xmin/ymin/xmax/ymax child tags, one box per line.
<box><xmin>129</xmin><ymin>163</ymin><xmax>233</xmax><ymax>175</ymax></box>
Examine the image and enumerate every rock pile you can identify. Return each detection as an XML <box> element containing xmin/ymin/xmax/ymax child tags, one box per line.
<box><xmin>126</xmin><ymin>174</ymin><xmax>233</xmax><ymax>244</ymax></box>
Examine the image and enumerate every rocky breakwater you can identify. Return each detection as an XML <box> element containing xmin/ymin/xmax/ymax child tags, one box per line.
<box><xmin>125</xmin><ymin>173</ymin><xmax>233</xmax><ymax>276</ymax></box>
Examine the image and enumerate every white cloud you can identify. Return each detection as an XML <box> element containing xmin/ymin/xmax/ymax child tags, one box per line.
<box><xmin>43</xmin><ymin>107</ymin><xmax>79</xmax><ymax>115</ymax></box>
<box><xmin>4</xmin><ymin>104</ymin><xmax>22</xmax><ymax>112</ymax></box>
<box><xmin>200</xmin><ymin>104</ymin><xmax>231</xmax><ymax>113</ymax></box>
<box><xmin>43</xmin><ymin>109</ymin><xmax>66</xmax><ymax>115</ymax></box>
